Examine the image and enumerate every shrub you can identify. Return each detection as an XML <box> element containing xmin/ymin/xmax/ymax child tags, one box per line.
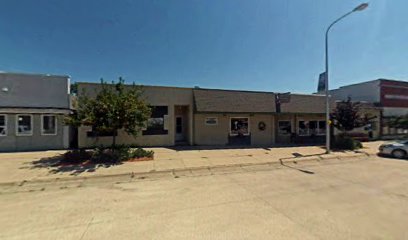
<box><xmin>62</xmin><ymin>145</ymin><xmax>154</xmax><ymax>164</ymax></box>
<box><xmin>131</xmin><ymin>148</ymin><xmax>154</xmax><ymax>159</ymax></box>
<box><xmin>332</xmin><ymin>136</ymin><xmax>362</xmax><ymax>150</ymax></box>
<box><xmin>91</xmin><ymin>145</ymin><xmax>154</xmax><ymax>163</ymax></box>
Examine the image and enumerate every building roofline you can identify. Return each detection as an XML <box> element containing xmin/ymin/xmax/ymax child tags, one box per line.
<box><xmin>0</xmin><ymin>71</ymin><xmax>70</xmax><ymax>78</ymax></box>
<box><xmin>77</xmin><ymin>81</ymin><xmax>193</xmax><ymax>91</ymax></box>
<box><xmin>193</xmin><ymin>87</ymin><xmax>276</xmax><ymax>94</ymax></box>
<box><xmin>78</xmin><ymin>81</ymin><xmax>275</xmax><ymax>94</ymax></box>
<box><xmin>331</xmin><ymin>79</ymin><xmax>381</xmax><ymax>90</ymax></box>
<box><xmin>77</xmin><ymin>81</ymin><xmax>325</xmax><ymax>96</ymax></box>
<box><xmin>378</xmin><ymin>78</ymin><xmax>408</xmax><ymax>84</ymax></box>
<box><xmin>331</xmin><ymin>78</ymin><xmax>408</xmax><ymax>91</ymax></box>
<box><xmin>0</xmin><ymin>106</ymin><xmax>72</xmax><ymax>110</ymax></box>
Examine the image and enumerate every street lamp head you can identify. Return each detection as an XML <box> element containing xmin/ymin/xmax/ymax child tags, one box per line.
<box><xmin>353</xmin><ymin>3</ymin><xmax>369</xmax><ymax>12</ymax></box>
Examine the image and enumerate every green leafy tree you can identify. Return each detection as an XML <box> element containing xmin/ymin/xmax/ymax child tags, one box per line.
<box><xmin>330</xmin><ymin>98</ymin><xmax>370</xmax><ymax>135</ymax></box>
<box><xmin>66</xmin><ymin>78</ymin><xmax>151</xmax><ymax>148</ymax></box>
<box><xmin>388</xmin><ymin>115</ymin><xmax>408</xmax><ymax>129</ymax></box>
<box><xmin>70</xmin><ymin>82</ymin><xmax>78</xmax><ymax>95</ymax></box>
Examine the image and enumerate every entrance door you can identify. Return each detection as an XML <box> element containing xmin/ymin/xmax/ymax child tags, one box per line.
<box><xmin>175</xmin><ymin>116</ymin><xmax>184</xmax><ymax>141</ymax></box>
<box><xmin>277</xmin><ymin>120</ymin><xmax>292</xmax><ymax>144</ymax></box>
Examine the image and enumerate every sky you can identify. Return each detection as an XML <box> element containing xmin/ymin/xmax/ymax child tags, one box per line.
<box><xmin>0</xmin><ymin>0</ymin><xmax>407</xmax><ymax>93</ymax></box>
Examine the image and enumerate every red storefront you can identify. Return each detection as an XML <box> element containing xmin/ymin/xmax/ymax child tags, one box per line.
<box><xmin>380</xmin><ymin>80</ymin><xmax>408</xmax><ymax>108</ymax></box>
<box><xmin>380</xmin><ymin>80</ymin><xmax>408</xmax><ymax>137</ymax></box>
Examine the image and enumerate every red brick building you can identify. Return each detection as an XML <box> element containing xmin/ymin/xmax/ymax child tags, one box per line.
<box><xmin>380</xmin><ymin>80</ymin><xmax>408</xmax><ymax>110</ymax></box>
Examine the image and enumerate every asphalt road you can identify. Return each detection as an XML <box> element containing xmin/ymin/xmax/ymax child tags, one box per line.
<box><xmin>1</xmin><ymin>156</ymin><xmax>407</xmax><ymax>240</ymax></box>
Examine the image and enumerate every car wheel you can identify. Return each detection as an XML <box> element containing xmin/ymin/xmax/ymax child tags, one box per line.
<box><xmin>392</xmin><ymin>149</ymin><xmax>406</xmax><ymax>159</ymax></box>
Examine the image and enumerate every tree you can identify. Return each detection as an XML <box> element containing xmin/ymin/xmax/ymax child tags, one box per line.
<box><xmin>388</xmin><ymin>115</ymin><xmax>408</xmax><ymax>129</ymax></box>
<box><xmin>330</xmin><ymin>98</ymin><xmax>370</xmax><ymax>135</ymax></box>
<box><xmin>66</xmin><ymin>78</ymin><xmax>151</xmax><ymax>149</ymax></box>
<box><xmin>70</xmin><ymin>82</ymin><xmax>78</xmax><ymax>96</ymax></box>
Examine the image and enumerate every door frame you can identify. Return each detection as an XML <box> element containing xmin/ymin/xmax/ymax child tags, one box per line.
<box><xmin>175</xmin><ymin>115</ymin><xmax>184</xmax><ymax>141</ymax></box>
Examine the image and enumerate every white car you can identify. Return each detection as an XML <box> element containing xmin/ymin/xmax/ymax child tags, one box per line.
<box><xmin>379</xmin><ymin>140</ymin><xmax>408</xmax><ymax>159</ymax></box>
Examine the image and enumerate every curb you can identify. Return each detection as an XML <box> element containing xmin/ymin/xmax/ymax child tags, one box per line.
<box><xmin>0</xmin><ymin>152</ymin><xmax>374</xmax><ymax>187</ymax></box>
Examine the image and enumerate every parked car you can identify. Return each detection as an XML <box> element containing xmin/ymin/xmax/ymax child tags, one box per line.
<box><xmin>379</xmin><ymin>140</ymin><xmax>408</xmax><ymax>159</ymax></box>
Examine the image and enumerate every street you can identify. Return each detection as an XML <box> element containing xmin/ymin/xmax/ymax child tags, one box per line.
<box><xmin>1</xmin><ymin>156</ymin><xmax>407</xmax><ymax>240</ymax></box>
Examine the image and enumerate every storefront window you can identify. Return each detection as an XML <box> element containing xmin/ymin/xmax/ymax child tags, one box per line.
<box><xmin>17</xmin><ymin>115</ymin><xmax>33</xmax><ymax>136</ymax></box>
<box><xmin>318</xmin><ymin>121</ymin><xmax>326</xmax><ymax>135</ymax></box>
<box><xmin>0</xmin><ymin>115</ymin><xmax>6</xmax><ymax>136</ymax></box>
<box><xmin>278</xmin><ymin>121</ymin><xmax>291</xmax><ymax>135</ymax></box>
<box><xmin>230</xmin><ymin>117</ymin><xmax>249</xmax><ymax>136</ymax></box>
<box><xmin>298</xmin><ymin>121</ymin><xmax>308</xmax><ymax>136</ymax></box>
<box><xmin>143</xmin><ymin>106</ymin><xmax>168</xmax><ymax>135</ymax></box>
<box><xmin>309</xmin><ymin>121</ymin><xmax>317</xmax><ymax>135</ymax></box>
<box><xmin>42</xmin><ymin>115</ymin><xmax>57</xmax><ymax>135</ymax></box>
<box><xmin>298</xmin><ymin>120</ymin><xmax>326</xmax><ymax>136</ymax></box>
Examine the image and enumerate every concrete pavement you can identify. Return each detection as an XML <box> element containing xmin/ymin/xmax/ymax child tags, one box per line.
<box><xmin>0</xmin><ymin>155</ymin><xmax>407</xmax><ymax>240</ymax></box>
<box><xmin>0</xmin><ymin>141</ymin><xmax>385</xmax><ymax>184</ymax></box>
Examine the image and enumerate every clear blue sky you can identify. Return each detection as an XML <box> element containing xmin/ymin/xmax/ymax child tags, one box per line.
<box><xmin>0</xmin><ymin>0</ymin><xmax>407</xmax><ymax>93</ymax></box>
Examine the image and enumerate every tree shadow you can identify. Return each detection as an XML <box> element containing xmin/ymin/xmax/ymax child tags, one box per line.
<box><xmin>26</xmin><ymin>154</ymin><xmax>123</xmax><ymax>176</ymax></box>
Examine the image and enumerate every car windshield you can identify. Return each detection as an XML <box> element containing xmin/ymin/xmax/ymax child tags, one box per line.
<box><xmin>396</xmin><ymin>140</ymin><xmax>408</xmax><ymax>145</ymax></box>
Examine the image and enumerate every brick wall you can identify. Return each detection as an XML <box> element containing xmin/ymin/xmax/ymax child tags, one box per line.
<box><xmin>380</xmin><ymin>80</ymin><xmax>408</xmax><ymax>108</ymax></box>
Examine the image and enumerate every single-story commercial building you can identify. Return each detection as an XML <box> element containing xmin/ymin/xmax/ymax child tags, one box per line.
<box><xmin>77</xmin><ymin>83</ymin><xmax>329</xmax><ymax>148</ymax></box>
<box><xmin>0</xmin><ymin>72</ymin><xmax>72</xmax><ymax>152</ymax></box>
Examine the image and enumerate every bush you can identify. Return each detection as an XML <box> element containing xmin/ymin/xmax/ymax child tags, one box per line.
<box><xmin>91</xmin><ymin>145</ymin><xmax>154</xmax><ymax>163</ymax></box>
<box><xmin>62</xmin><ymin>145</ymin><xmax>154</xmax><ymax>164</ymax></box>
<box><xmin>332</xmin><ymin>136</ymin><xmax>362</xmax><ymax>150</ymax></box>
<box><xmin>131</xmin><ymin>148</ymin><xmax>154</xmax><ymax>159</ymax></box>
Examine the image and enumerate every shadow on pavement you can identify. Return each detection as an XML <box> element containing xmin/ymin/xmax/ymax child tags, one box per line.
<box><xmin>279</xmin><ymin>152</ymin><xmax>325</xmax><ymax>161</ymax></box>
<box><xmin>22</xmin><ymin>154</ymin><xmax>122</xmax><ymax>176</ymax></box>
<box><xmin>377</xmin><ymin>153</ymin><xmax>408</xmax><ymax>161</ymax></box>
<box><xmin>279</xmin><ymin>159</ymin><xmax>315</xmax><ymax>174</ymax></box>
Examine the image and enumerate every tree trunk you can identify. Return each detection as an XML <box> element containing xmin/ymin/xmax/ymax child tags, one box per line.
<box><xmin>112</xmin><ymin>130</ymin><xmax>117</xmax><ymax>153</ymax></box>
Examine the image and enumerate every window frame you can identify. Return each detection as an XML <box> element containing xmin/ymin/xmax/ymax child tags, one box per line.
<box><xmin>41</xmin><ymin>114</ymin><xmax>58</xmax><ymax>136</ymax></box>
<box><xmin>317</xmin><ymin>120</ymin><xmax>326</xmax><ymax>136</ymax></box>
<box><xmin>229</xmin><ymin>117</ymin><xmax>250</xmax><ymax>136</ymax></box>
<box><xmin>205</xmin><ymin>117</ymin><xmax>218</xmax><ymax>126</ymax></box>
<box><xmin>16</xmin><ymin>114</ymin><xmax>33</xmax><ymax>136</ymax></box>
<box><xmin>142</xmin><ymin>105</ymin><xmax>169</xmax><ymax>136</ymax></box>
<box><xmin>297</xmin><ymin>119</ymin><xmax>326</xmax><ymax>136</ymax></box>
<box><xmin>0</xmin><ymin>114</ymin><xmax>7</xmax><ymax>137</ymax></box>
<box><xmin>278</xmin><ymin>120</ymin><xmax>292</xmax><ymax>135</ymax></box>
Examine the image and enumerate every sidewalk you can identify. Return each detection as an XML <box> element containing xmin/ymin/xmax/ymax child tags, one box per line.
<box><xmin>0</xmin><ymin>141</ymin><xmax>386</xmax><ymax>185</ymax></box>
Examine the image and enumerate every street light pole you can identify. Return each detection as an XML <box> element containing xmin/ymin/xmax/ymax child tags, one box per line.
<box><xmin>325</xmin><ymin>3</ymin><xmax>368</xmax><ymax>153</ymax></box>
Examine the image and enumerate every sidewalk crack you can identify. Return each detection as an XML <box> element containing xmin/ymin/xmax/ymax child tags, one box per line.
<box><xmin>79</xmin><ymin>216</ymin><xmax>94</xmax><ymax>240</ymax></box>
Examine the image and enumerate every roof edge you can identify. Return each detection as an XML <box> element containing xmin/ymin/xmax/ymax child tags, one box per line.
<box><xmin>0</xmin><ymin>71</ymin><xmax>70</xmax><ymax>78</ymax></box>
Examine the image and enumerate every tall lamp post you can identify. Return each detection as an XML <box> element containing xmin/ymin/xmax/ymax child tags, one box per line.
<box><xmin>324</xmin><ymin>3</ymin><xmax>368</xmax><ymax>153</ymax></box>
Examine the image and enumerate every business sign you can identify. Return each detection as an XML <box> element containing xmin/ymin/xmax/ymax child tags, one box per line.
<box><xmin>275</xmin><ymin>92</ymin><xmax>291</xmax><ymax>113</ymax></box>
<box><xmin>317</xmin><ymin>72</ymin><xmax>327</xmax><ymax>93</ymax></box>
